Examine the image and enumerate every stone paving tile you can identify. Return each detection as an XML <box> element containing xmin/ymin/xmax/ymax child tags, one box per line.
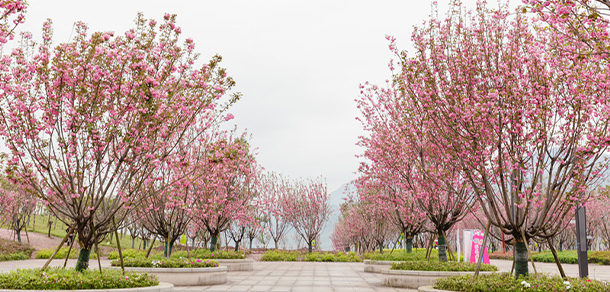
<box><xmin>17</xmin><ymin>258</ymin><xmax>610</xmax><ymax>292</ymax></box>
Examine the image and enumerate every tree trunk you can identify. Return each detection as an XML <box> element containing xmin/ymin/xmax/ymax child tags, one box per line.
<box><xmin>235</xmin><ymin>241</ymin><xmax>240</xmax><ymax>252</ymax></box>
<box><xmin>132</xmin><ymin>237</ymin><xmax>135</xmax><ymax>249</ymax></box>
<box><xmin>379</xmin><ymin>241</ymin><xmax>383</xmax><ymax>254</ymax></box>
<box><xmin>406</xmin><ymin>237</ymin><xmax>413</xmax><ymax>253</ymax></box>
<box><xmin>163</xmin><ymin>239</ymin><xmax>174</xmax><ymax>258</ymax></box>
<box><xmin>16</xmin><ymin>230</ymin><xmax>21</xmax><ymax>243</ymax></box>
<box><xmin>515</xmin><ymin>239</ymin><xmax>529</xmax><ymax>278</ymax></box>
<box><xmin>249</xmin><ymin>237</ymin><xmax>254</xmax><ymax>250</ymax></box>
<box><xmin>75</xmin><ymin>249</ymin><xmax>91</xmax><ymax>272</ymax></box>
<box><xmin>210</xmin><ymin>235</ymin><xmax>218</xmax><ymax>252</ymax></box>
<box><xmin>438</xmin><ymin>235</ymin><xmax>447</xmax><ymax>262</ymax></box>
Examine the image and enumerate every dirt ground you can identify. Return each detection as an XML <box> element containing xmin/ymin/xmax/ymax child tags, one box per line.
<box><xmin>0</xmin><ymin>228</ymin><xmax>113</xmax><ymax>258</ymax></box>
<box><xmin>0</xmin><ymin>228</ymin><xmax>64</xmax><ymax>253</ymax></box>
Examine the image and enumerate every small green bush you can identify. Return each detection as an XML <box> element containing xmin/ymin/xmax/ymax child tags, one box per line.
<box><xmin>391</xmin><ymin>261</ymin><xmax>498</xmax><ymax>272</ymax></box>
<box><xmin>108</xmin><ymin>249</ymin><xmax>150</xmax><ymax>260</ymax></box>
<box><xmin>532</xmin><ymin>251</ymin><xmax>578</xmax><ymax>264</ymax></box>
<box><xmin>108</xmin><ymin>248</ymin><xmax>245</xmax><ymax>260</ymax></box>
<box><xmin>490</xmin><ymin>250</ymin><xmax>610</xmax><ymax>265</ymax></box>
<box><xmin>260</xmin><ymin>250</ymin><xmax>361</xmax><ymax>262</ymax></box>
<box><xmin>363</xmin><ymin>248</ymin><xmax>438</xmax><ymax>261</ymax></box>
<box><xmin>260</xmin><ymin>250</ymin><xmax>299</xmax><ymax>261</ymax></box>
<box><xmin>35</xmin><ymin>247</ymin><xmax>98</xmax><ymax>260</ymax></box>
<box><xmin>0</xmin><ymin>238</ymin><xmax>34</xmax><ymax>261</ymax></box>
<box><xmin>0</xmin><ymin>251</ymin><xmax>33</xmax><ymax>262</ymax></box>
<box><xmin>112</xmin><ymin>257</ymin><xmax>219</xmax><ymax>268</ymax></box>
<box><xmin>434</xmin><ymin>272</ymin><xmax>610</xmax><ymax>292</ymax></box>
<box><xmin>588</xmin><ymin>251</ymin><xmax>610</xmax><ymax>265</ymax></box>
<box><xmin>0</xmin><ymin>268</ymin><xmax>158</xmax><ymax>290</ymax></box>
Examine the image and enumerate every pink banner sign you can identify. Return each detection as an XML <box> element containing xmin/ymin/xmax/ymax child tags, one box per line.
<box><xmin>469</xmin><ymin>230</ymin><xmax>489</xmax><ymax>264</ymax></box>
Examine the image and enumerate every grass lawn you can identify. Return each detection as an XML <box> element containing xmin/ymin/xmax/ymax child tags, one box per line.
<box><xmin>3</xmin><ymin>214</ymin><xmax>163</xmax><ymax>254</ymax></box>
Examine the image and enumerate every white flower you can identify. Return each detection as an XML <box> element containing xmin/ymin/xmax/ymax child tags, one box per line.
<box><xmin>521</xmin><ymin>280</ymin><xmax>531</xmax><ymax>288</ymax></box>
<box><xmin>564</xmin><ymin>281</ymin><xmax>571</xmax><ymax>285</ymax></box>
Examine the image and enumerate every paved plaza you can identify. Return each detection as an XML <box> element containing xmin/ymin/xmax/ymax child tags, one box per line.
<box><xmin>1</xmin><ymin>258</ymin><xmax>610</xmax><ymax>291</ymax></box>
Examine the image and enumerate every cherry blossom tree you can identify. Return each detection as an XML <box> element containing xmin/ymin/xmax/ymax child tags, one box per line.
<box><xmin>0</xmin><ymin>0</ymin><xmax>26</xmax><ymax>45</ymax></box>
<box><xmin>0</xmin><ymin>177</ymin><xmax>36</xmax><ymax>243</ymax></box>
<box><xmin>355</xmin><ymin>170</ymin><xmax>426</xmax><ymax>253</ymax></box>
<box><xmin>259</xmin><ymin>172</ymin><xmax>292</xmax><ymax>249</ymax></box>
<box><xmin>282</xmin><ymin>177</ymin><xmax>331</xmax><ymax>253</ymax></box>
<box><xmin>190</xmin><ymin>133</ymin><xmax>259</xmax><ymax>252</ymax></box>
<box><xmin>0</xmin><ymin>13</ymin><xmax>240</xmax><ymax>271</ymax></box>
<box><xmin>357</xmin><ymin>63</ymin><xmax>475</xmax><ymax>261</ymax></box>
<box><xmin>386</xmin><ymin>1</ymin><xmax>610</xmax><ymax>277</ymax></box>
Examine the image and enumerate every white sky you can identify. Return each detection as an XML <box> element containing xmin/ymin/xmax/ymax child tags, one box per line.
<box><xmin>16</xmin><ymin>0</ymin><xmax>503</xmax><ymax>192</ymax></box>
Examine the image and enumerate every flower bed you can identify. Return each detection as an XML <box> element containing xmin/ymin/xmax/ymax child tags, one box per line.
<box><xmin>391</xmin><ymin>261</ymin><xmax>497</xmax><ymax>272</ymax></box>
<box><xmin>108</xmin><ymin>248</ymin><xmax>245</xmax><ymax>260</ymax></box>
<box><xmin>488</xmin><ymin>250</ymin><xmax>610</xmax><ymax>265</ymax></box>
<box><xmin>363</xmin><ymin>249</ymin><xmax>438</xmax><ymax>261</ymax></box>
<box><xmin>0</xmin><ymin>268</ymin><xmax>158</xmax><ymax>290</ymax></box>
<box><xmin>110</xmin><ymin>257</ymin><xmax>226</xmax><ymax>286</ymax></box>
<box><xmin>433</xmin><ymin>273</ymin><xmax>610</xmax><ymax>292</ymax></box>
<box><xmin>111</xmin><ymin>257</ymin><xmax>219</xmax><ymax>268</ymax></box>
<box><xmin>382</xmin><ymin>261</ymin><xmax>497</xmax><ymax>289</ymax></box>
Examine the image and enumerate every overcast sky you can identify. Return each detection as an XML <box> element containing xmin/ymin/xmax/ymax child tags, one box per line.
<box><xmin>16</xmin><ymin>0</ymin><xmax>502</xmax><ymax>193</ymax></box>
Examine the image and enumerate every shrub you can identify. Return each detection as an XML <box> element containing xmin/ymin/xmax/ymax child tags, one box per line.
<box><xmin>35</xmin><ymin>247</ymin><xmax>98</xmax><ymax>260</ymax></box>
<box><xmin>391</xmin><ymin>261</ymin><xmax>498</xmax><ymax>272</ymax></box>
<box><xmin>260</xmin><ymin>250</ymin><xmax>299</xmax><ymax>261</ymax></box>
<box><xmin>0</xmin><ymin>238</ymin><xmax>34</xmax><ymax>262</ymax></box>
<box><xmin>434</xmin><ymin>272</ymin><xmax>610</xmax><ymax>292</ymax></box>
<box><xmin>112</xmin><ymin>257</ymin><xmax>219</xmax><ymax>268</ymax></box>
<box><xmin>0</xmin><ymin>251</ymin><xmax>31</xmax><ymax>262</ymax></box>
<box><xmin>108</xmin><ymin>249</ymin><xmax>152</xmax><ymax>260</ymax></box>
<box><xmin>0</xmin><ymin>268</ymin><xmax>158</xmax><ymax>290</ymax></box>
<box><xmin>363</xmin><ymin>248</ymin><xmax>438</xmax><ymax>261</ymax></box>
<box><xmin>588</xmin><ymin>251</ymin><xmax>610</xmax><ymax>265</ymax></box>
<box><xmin>260</xmin><ymin>250</ymin><xmax>361</xmax><ymax>262</ymax></box>
<box><xmin>108</xmin><ymin>248</ymin><xmax>245</xmax><ymax>260</ymax></box>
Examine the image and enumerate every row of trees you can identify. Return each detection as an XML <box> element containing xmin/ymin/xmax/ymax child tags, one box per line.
<box><xmin>0</xmin><ymin>2</ymin><xmax>332</xmax><ymax>271</ymax></box>
<box><xmin>340</xmin><ymin>0</ymin><xmax>610</xmax><ymax>279</ymax></box>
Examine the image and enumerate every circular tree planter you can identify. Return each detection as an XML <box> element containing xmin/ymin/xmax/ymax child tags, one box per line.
<box><xmin>418</xmin><ymin>286</ymin><xmax>455</xmax><ymax>292</ymax></box>
<box><xmin>110</xmin><ymin>267</ymin><xmax>227</xmax><ymax>286</ymax></box>
<box><xmin>363</xmin><ymin>260</ymin><xmax>396</xmax><ymax>273</ymax></box>
<box><xmin>0</xmin><ymin>282</ymin><xmax>174</xmax><ymax>292</ymax></box>
<box><xmin>381</xmin><ymin>269</ymin><xmax>495</xmax><ymax>289</ymax></box>
<box><xmin>215</xmin><ymin>259</ymin><xmax>253</xmax><ymax>271</ymax></box>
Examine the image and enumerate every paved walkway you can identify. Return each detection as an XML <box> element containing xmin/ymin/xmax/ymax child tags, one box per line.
<box><xmin>0</xmin><ymin>259</ymin><xmax>414</xmax><ymax>292</ymax></box>
<box><xmin>1</xmin><ymin>259</ymin><xmax>609</xmax><ymax>291</ymax></box>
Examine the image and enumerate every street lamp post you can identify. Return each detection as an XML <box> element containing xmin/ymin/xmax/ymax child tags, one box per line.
<box><xmin>575</xmin><ymin>205</ymin><xmax>588</xmax><ymax>278</ymax></box>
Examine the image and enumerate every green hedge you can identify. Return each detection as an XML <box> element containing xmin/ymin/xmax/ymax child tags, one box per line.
<box><xmin>363</xmin><ymin>248</ymin><xmax>438</xmax><ymax>261</ymax></box>
<box><xmin>304</xmin><ymin>251</ymin><xmax>361</xmax><ymax>262</ymax></box>
<box><xmin>107</xmin><ymin>248</ymin><xmax>245</xmax><ymax>260</ymax></box>
<box><xmin>391</xmin><ymin>261</ymin><xmax>497</xmax><ymax>272</ymax></box>
<box><xmin>434</xmin><ymin>273</ymin><xmax>610</xmax><ymax>292</ymax></box>
<box><xmin>489</xmin><ymin>250</ymin><xmax>610</xmax><ymax>265</ymax></box>
<box><xmin>0</xmin><ymin>268</ymin><xmax>158</xmax><ymax>290</ymax></box>
<box><xmin>0</xmin><ymin>238</ymin><xmax>34</xmax><ymax>262</ymax></box>
<box><xmin>35</xmin><ymin>247</ymin><xmax>98</xmax><ymax>260</ymax></box>
<box><xmin>589</xmin><ymin>251</ymin><xmax>610</xmax><ymax>265</ymax></box>
<box><xmin>260</xmin><ymin>250</ymin><xmax>361</xmax><ymax>262</ymax></box>
<box><xmin>112</xmin><ymin>257</ymin><xmax>219</xmax><ymax>268</ymax></box>
<box><xmin>260</xmin><ymin>250</ymin><xmax>299</xmax><ymax>261</ymax></box>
